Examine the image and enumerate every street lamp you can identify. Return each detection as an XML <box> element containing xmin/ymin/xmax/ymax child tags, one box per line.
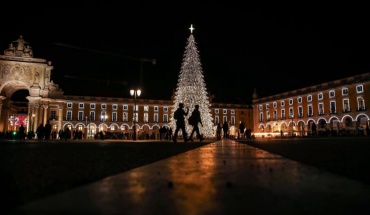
<box><xmin>130</xmin><ymin>89</ymin><xmax>141</xmax><ymax>140</ymax></box>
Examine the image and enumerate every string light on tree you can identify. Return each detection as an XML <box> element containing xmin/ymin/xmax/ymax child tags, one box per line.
<box><xmin>170</xmin><ymin>24</ymin><xmax>214</xmax><ymax>137</ymax></box>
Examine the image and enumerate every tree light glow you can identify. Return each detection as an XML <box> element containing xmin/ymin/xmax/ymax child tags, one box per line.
<box><xmin>170</xmin><ymin>25</ymin><xmax>214</xmax><ymax>137</ymax></box>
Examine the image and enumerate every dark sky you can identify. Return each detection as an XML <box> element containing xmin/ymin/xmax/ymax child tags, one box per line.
<box><xmin>2</xmin><ymin>2</ymin><xmax>370</xmax><ymax>104</ymax></box>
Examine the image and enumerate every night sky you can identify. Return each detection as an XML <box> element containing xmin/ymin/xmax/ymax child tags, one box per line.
<box><xmin>2</xmin><ymin>2</ymin><xmax>370</xmax><ymax>104</ymax></box>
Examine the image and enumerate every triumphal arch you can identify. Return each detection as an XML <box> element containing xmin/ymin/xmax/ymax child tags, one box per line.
<box><xmin>0</xmin><ymin>36</ymin><xmax>64</xmax><ymax>134</ymax></box>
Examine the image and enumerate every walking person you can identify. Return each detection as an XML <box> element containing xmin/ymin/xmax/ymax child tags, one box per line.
<box><xmin>222</xmin><ymin>121</ymin><xmax>229</xmax><ymax>139</ymax></box>
<box><xmin>19</xmin><ymin>124</ymin><xmax>25</xmax><ymax>140</ymax></box>
<box><xmin>173</xmin><ymin>103</ymin><xmax>189</xmax><ymax>143</ymax></box>
<box><xmin>188</xmin><ymin>105</ymin><xmax>204</xmax><ymax>142</ymax></box>
<box><xmin>216</xmin><ymin>122</ymin><xmax>222</xmax><ymax>140</ymax></box>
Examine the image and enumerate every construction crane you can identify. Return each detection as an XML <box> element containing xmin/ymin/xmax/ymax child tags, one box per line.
<box><xmin>53</xmin><ymin>42</ymin><xmax>156</xmax><ymax>86</ymax></box>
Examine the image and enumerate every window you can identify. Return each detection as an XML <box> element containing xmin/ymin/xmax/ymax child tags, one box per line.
<box><xmin>101</xmin><ymin>104</ymin><xmax>107</xmax><ymax>109</ymax></box>
<box><xmin>318</xmin><ymin>93</ymin><xmax>323</xmax><ymax>100</ymax></box>
<box><xmin>144</xmin><ymin>113</ymin><xmax>148</xmax><ymax>122</ymax></box>
<box><xmin>266</xmin><ymin>111</ymin><xmax>270</xmax><ymax>121</ymax></box>
<box><xmin>298</xmin><ymin>106</ymin><xmax>303</xmax><ymax>117</ymax></box>
<box><xmin>318</xmin><ymin>103</ymin><xmax>324</xmax><ymax>115</ymax></box>
<box><xmin>154</xmin><ymin>113</ymin><xmax>158</xmax><ymax>122</ymax></box>
<box><xmin>133</xmin><ymin>112</ymin><xmax>138</xmax><ymax>122</ymax></box>
<box><xmin>289</xmin><ymin>99</ymin><xmax>293</xmax><ymax>105</ymax></box>
<box><xmin>78</xmin><ymin>111</ymin><xmax>83</xmax><ymax>121</ymax></box>
<box><xmin>281</xmin><ymin>109</ymin><xmax>285</xmax><ymax>119</ymax></box>
<box><xmin>123</xmin><ymin>105</ymin><xmax>128</xmax><ymax>110</ymax></box>
<box><xmin>112</xmin><ymin>112</ymin><xmax>117</xmax><ymax>121</ymax></box>
<box><xmin>90</xmin><ymin>111</ymin><xmax>95</xmax><ymax>121</ymax></box>
<box><xmin>215</xmin><ymin>115</ymin><xmax>219</xmax><ymax>124</ymax></box>
<box><xmin>163</xmin><ymin>114</ymin><xmax>168</xmax><ymax>123</ymax></box>
<box><xmin>307</xmin><ymin>95</ymin><xmax>312</xmax><ymax>102</ymax></box>
<box><xmin>342</xmin><ymin>88</ymin><xmax>348</xmax><ymax>95</ymax></box>
<box><xmin>66</xmin><ymin>110</ymin><xmax>72</xmax><ymax>120</ymax></box>
<box><xmin>330</xmin><ymin>101</ymin><xmax>336</xmax><ymax>113</ymax></box>
<box><xmin>343</xmin><ymin>99</ymin><xmax>350</xmax><ymax>112</ymax></box>
<box><xmin>273</xmin><ymin>102</ymin><xmax>277</xmax><ymax>108</ymax></box>
<box><xmin>259</xmin><ymin>112</ymin><xmax>263</xmax><ymax>122</ymax></box>
<box><xmin>280</xmin><ymin>101</ymin><xmax>285</xmax><ymax>107</ymax></box>
<box><xmin>289</xmin><ymin>108</ymin><xmax>293</xmax><ymax>117</ymax></box>
<box><xmin>265</xmin><ymin>104</ymin><xmax>269</xmax><ymax>109</ymax></box>
<box><xmin>79</xmin><ymin>103</ymin><xmax>84</xmax><ymax>109</ymax></box>
<box><xmin>231</xmin><ymin>110</ymin><xmax>235</xmax><ymax>114</ymax></box>
<box><xmin>163</xmin><ymin>106</ymin><xmax>168</xmax><ymax>112</ymax></box>
<box><xmin>144</xmin><ymin>106</ymin><xmax>149</xmax><ymax>111</ymax></box>
<box><xmin>90</xmin><ymin>103</ymin><xmax>95</xmax><ymax>109</ymax></box>
<box><xmin>357</xmin><ymin>96</ymin><xmax>365</xmax><ymax>110</ymax></box>
<box><xmin>112</xmin><ymin>104</ymin><xmax>118</xmax><ymax>110</ymax></box>
<box><xmin>259</xmin><ymin>105</ymin><xmax>263</xmax><ymax>111</ymax></box>
<box><xmin>50</xmin><ymin>110</ymin><xmax>56</xmax><ymax>119</ymax></box>
<box><xmin>67</xmin><ymin>102</ymin><xmax>72</xmax><ymax>108</ymax></box>
<box><xmin>329</xmin><ymin>90</ymin><xmax>335</xmax><ymax>98</ymax></box>
<box><xmin>223</xmin><ymin>109</ymin><xmax>227</xmax><ymax>114</ymax></box>
<box><xmin>134</xmin><ymin>104</ymin><xmax>138</xmax><ymax>111</ymax></box>
<box><xmin>356</xmin><ymin>85</ymin><xmax>364</xmax><ymax>93</ymax></box>
<box><xmin>273</xmin><ymin>110</ymin><xmax>277</xmax><ymax>120</ymax></box>
<box><xmin>123</xmin><ymin>112</ymin><xmax>128</xmax><ymax>121</ymax></box>
<box><xmin>231</xmin><ymin>116</ymin><xmax>235</xmax><ymax>125</ymax></box>
<box><xmin>308</xmin><ymin>105</ymin><xmax>313</xmax><ymax>116</ymax></box>
<box><xmin>154</xmin><ymin>106</ymin><xmax>158</xmax><ymax>111</ymax></box>
<box><xmin>223</xmin><ymin>116</ymin><xmax>227</xmax><ymax>123</ymax></box>
<box><xmin>100</xmin><ymin>111</ymin><xmax>107</xmax><ymax>122</ymax></box>
<box><xmin>297</xmin><ymin>97</ymin><xmax>302</xmax><ymax>103</ymax></box>
<box><xmin>215</xmin><ymin>109</ymin><xmax>219</xmax><ymax>114</ymax></box>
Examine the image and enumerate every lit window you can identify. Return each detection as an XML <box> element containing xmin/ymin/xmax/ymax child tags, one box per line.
<box><xmin>356</xmin><ymin>85</ymin><xmax>364</xmax><ymax>93</ymax></box>
<box><xmin>318</xmin><ymin>93</ymin><xmax>323</xmax><ymax>100</ymax></box>
<box><xmin>329</xmin><ymin>90</ymin><xmax>335</xmax><ymax>98</ymax></box>
<box><xmin>307</xmin><ymin>95</ymin><xmax>312</xmax><ymax>102</ymax></box>
<box><xmin>342</xmin><ymin>88</ymin><xmax>348</xmax><ymax>95</ymax></box>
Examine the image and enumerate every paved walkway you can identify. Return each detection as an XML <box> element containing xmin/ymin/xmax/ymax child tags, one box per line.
<box><xmin>13</xmin><ymin>139</ymin><xmax>370</xmax><ymax>215</ymax></box>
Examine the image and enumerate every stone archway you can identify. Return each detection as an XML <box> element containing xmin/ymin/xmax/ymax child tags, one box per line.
<box><xmin>0</xmin><ymin>36</ymin><xmax>64</xmax><ymax>134</ymax></box>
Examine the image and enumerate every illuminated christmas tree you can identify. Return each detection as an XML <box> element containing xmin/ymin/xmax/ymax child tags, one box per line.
<box><xmin>170</xmin><ymin>24</ymin><xmax>214</xmax><ymax>138</ymax></box>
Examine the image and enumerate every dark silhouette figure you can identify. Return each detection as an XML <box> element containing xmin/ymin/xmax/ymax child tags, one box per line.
<box><xmin>189</xmin><ymin>105</ymin><xmax>204</xmax><ymax>142</ymax></box>
<box><xmin>173</xmin><ymin>103</ymin><xmax>189</xmax><ymax>143</ymax></box>
<box><xmin>222</xmin><ymin>121</ymin><xmax>229</xmax><ymax>139</ymax></box>
<box><xmin>44</xmin><ymin>121</ymin><xmax>52</xmax><ymax>140</ymax></box>
<box><xmin>36</xmin><ymin>123</ymin><xmax>44</xmax><ymax>140</ymax></box>
<box><xmin>312</xmin><ymin>123</ymin><xmax>317</xmax><ymax>136</ymax></box>
<box><xmin>18</xmin><ymin>124</ymin><xmax>25</xmax><ymax>140</ymax></box>
<box><xmin>216</xmin><ymin>123</ymin><xmax>222</xmax><ymax>140</ymax></box>
<box><xmin>238</xmin><ymin>122</ymin><xmax>245</xmax><ymax>139</ymax></box>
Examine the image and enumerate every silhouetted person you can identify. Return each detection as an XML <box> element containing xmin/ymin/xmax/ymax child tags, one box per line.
<box><xmin>238</xmin><ymin>121</ymin><xmax>245</xmax><ymax>139</ymax></box>
<box><xmin>44</xmin><ymin>121</ymin><xmax>52</xmax><ymax>140</ymax></box>
<box><xmin>18</xmin><ymin>124</ymin><xmax>25</xmax><ymax>140</ymax></box>
<box><xmin>188</xmin><ymin>105</ymin><xmax>204</xmax><ymax>142</ymax></box>
<box><xmin>173</xmin><ymin>103</ymin><xmax>189</xmax><ymax>143</ymax></box>
<box><xmin>216</xmin><ymin>123</ymin><xmax>222</xmax><ymax>140</ymax></box>
<box><xmin>36</xmin><ymin>123</ymin><xmax>44</xmax><ymax>140</ymax></box>
<box><xmin>222</xmin><ymin>121</ymin><xmax>229</xmax><ymax>139</ymax></box>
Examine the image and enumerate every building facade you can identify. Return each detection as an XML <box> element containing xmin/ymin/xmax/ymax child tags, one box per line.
<box><xmin>252</xmin><ymin>73</ymin><xmax>370</xmax><ymax>138</ymax></box>
<box><xmin>0</xmin><ymin>36</ymin><xmax>252</xmax><ymax>139</ymax></box>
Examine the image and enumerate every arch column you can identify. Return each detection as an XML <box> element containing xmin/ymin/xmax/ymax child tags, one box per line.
<box><xmin>58</xmin><ymin>105</ymin><xmax>63</xmax><ymax>132</ymax></box>
<box><xmin>43</xmin><ymin>105</ymin><xmax>49</xmax><ymax>125</ymax></box>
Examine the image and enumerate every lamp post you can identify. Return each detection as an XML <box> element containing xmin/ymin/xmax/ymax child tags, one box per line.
<box><xmin>130</xmin><ymin>89</ymin><xmax>141</xmax><ymax>140</ymax></box>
